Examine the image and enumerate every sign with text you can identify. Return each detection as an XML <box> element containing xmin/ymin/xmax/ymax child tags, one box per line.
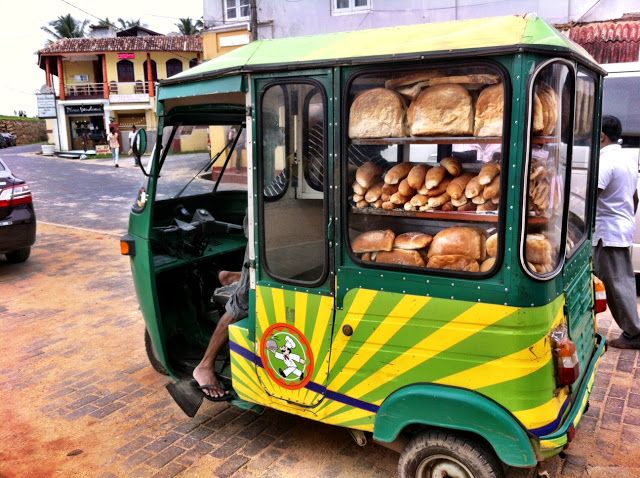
<box><xmin>36</xmin><ymin>93</ymin><xmax>57</xmax><ymax>118</ymax></box>
<box><xmin>95</xmin><ymin>144</ymin><xmax>110</xmax><ymax>154</ymax></box>
<box><xmin>118</xmin><ymin>52</ymin><xmax>136</xmax><ymax>59</ymax></box>
<box><xmin>65</xmin><ymin>104</ymin><xmax>104</xmax><ymax>115</ymax></box>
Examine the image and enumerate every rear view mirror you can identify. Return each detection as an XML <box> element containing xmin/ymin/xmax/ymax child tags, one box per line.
<box><xmin>132</xmin><ymin>128</ymin><xmax>150</xmax><ymax>176</ymax></box>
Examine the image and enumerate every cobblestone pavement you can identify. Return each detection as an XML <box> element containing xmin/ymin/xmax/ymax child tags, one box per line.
<box><xmin>2</xmin><ymin>227</ymin><xmax>640</xmax><ymax>477</ymax></box>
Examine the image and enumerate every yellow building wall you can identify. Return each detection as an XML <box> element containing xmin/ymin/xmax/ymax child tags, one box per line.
<box><xmin>63</xmin><ymin>60</ymin><xmax>96</xmax><ymax>84</ymax></box>
<box><xmin>178</xmin><ymin>126</ymin><xmax>209</xmax><ymax>152</ymax></box>
<box><xmin>104</xmin><ymin>51</ymin><xmax>198</xmax><ymax>84</ymax></box>
<box><xmin>202</xmin><ymin>30</ymin><xmax>249</xmax><ymax>60</ymax></box>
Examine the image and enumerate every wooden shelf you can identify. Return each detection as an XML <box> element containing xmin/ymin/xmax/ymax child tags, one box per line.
<box><xmin>350</xmin><ymin>136</ymin><xmax>502</xmax><ymax>145</ymax></box>
<box><xmin>351</xmin><ymin>206</ymin><xmax>498</xmax><ymax>223</ymax></box>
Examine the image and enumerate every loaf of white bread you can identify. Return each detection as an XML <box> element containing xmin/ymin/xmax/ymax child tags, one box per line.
<box><xmin>407</xmin><ymin>84</ymin><xmax>473</xmax><ymax>136</ymax></box>
<box><xmin>349</xmin><ymin>88</ymin><xmax>406</xmax><ymax>138</ymax></box>
<box><xmin>474</xmin><ymin>83</ymin><xmax>503</xmax><ymax>137</ymax></box>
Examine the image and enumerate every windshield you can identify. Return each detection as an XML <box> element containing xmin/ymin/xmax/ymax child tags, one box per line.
<box><xmin>154</xmin><ymin>124</ymin><xmax>248</xmax><ymax>200</ymax></box>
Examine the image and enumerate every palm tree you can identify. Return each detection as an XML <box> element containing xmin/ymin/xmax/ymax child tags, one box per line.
<box><xmin>175</xmin><ymin>17</ymin><xmax>203</xmax><ymax>35</ymax></box>
<box><xmin>97</xmin><ymin>17</ymin><xmax>116</xmax><ymax>28</ymax></box>
<box><xmin>41</xmin><ymin>14</ymin><xmax>88</xmax><ymax>40</ymax></box>
<box><xmin>117</xmin><ymin>18</ymin><xmax>141</xmax><ymax>29</ymax></box>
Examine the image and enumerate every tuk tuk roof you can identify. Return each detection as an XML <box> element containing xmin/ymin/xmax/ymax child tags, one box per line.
<box><xmin>164</xmin><ymin>14</ymin><xmax>601</xmax><ymax>87</ymax></box>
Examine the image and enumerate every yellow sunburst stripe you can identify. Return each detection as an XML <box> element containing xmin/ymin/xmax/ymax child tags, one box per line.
<box><xmin>327</xmin><ymin>295</ymin><xmax>430</xmax><ymax>392</ymax></box>
<box><xmin>322</xmin><ymin>410</ymin><xmax>375</xmax><ymax>431</ymax></box>
<box><xmin>232</xmin><ymin>375</ymin><xmax>266</xmax><ymax>404</ymax></box>
<box><xmin>255</xmin><ymin>365</ymin><xmax>280</xmax><ymax>397</ymax></box>
<box><xmin>321</xmin><ymin>404</ymin><xmax>375</xmax><ymax>424</ymax></box>
<box><xmin>300</xmin><ymin>296</ymin><xmax>334</xmax><ymax>404</ymax></box>
<box><xmin>341</xmin><ymin>303</ymin><xmax>517</xmax><ymax>405</ymax></box>
<box><xmin>230</xmin><ymin>350</ymin><xmax>264</xmax><ymax>392</ymax></box>
<box><xmin>513</xmin><ymin>387</ymin><xmax>569</xmax><ymax>430</ymax></box>
<box><xmin>294</xmin><ymin>291</ymin><xmax>308</xmax><ymax>336</ymax></box>
<box><xmin>228</xmin><ymin>326</ymin><xmax>252</xmax><ymax>351</ymax></box>
<box><xmin>272</xmin><ymin>288</ymin><xmax>286</xmax><ymax>322</ymax></box>
<box><xmin>434</xmin><ymin>334</ymin><xmax>551</xmax><ymax>389</ymax></box>
<box><xmin>256</xmin><ymin>287</ymin><xmax>270</xmax><ymax>334</ymax></box>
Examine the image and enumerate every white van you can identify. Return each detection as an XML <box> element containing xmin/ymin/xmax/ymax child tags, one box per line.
<box><xmin>601</xmin><ymin>62</ymin><xmax>640</xmax><ymax>273</ymax></box>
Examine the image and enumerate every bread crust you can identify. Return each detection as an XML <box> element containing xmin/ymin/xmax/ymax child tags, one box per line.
<box><xmin>446</xmin><ymin>172</ymin><xmax>475</xmax><ymax>200</ymax></box>
<box><xmin>384</xmin><ymin>162</ymin><xmax>414</xmax><ymax>185</ymax></box>
<box><xmin>482</xmin><ymin>174</ymin><xmax>500</xmax><ymax>200</ymax></box>
<box><xmin>356</xmin><ymin>161</ymin><xmax>384</xmax><ymax>188</ymax></box>
<box><xmin>349</xmin><ymin>88</ymin><xmax>406</xmax><ymax>138</ymax></box>
<box><xmin>352</xmin><ymin>229</ymin><xmax>395</xmax><ymax>253</ymax></box>
<box><xmin>428</xmin><ymin>226</ymin><xmax>486</xmax><ymax>260</ymax></box>
<box><xmin>465</xmin><ymin>175</ymin><xmax>483</xmax><ymax>198</ymax></box>
<box><xmin>407</xmin><ymin>84</ymin><xmax>473</xmax><ymax>136</ymax></box>
<box><xmin>376</xmin><ymin>249</ymin><xmax>426</xmax><ymax>267</ymax></box>
<box><xmin>394</xmin><ymin>232</ymin><xmax>433</xmax><ymax>250</ymax></box>
<box><xmin>486</xmin><ymin>233</ymin><xmax>497</xmax><ymax>258</ymax></box>
<box><xmin>474</xmin><ymin>83</ymin><xmax>504</xmax><ymax>137</ymax></box>
<box><xmin>398</xmin><ymin>178</ymin><xmax>416</xmax><ymax>197</ymax></box>
<box><xmin>424</xmin><ymin>166</ymin><xmax>447</xmax><ymax>190</ymax></box>
<box><xmin>478</xmin><ymin>163</ymin><xmax>500</xmax><ymax>186</ymax></box>
<box><xmin>427</xmin><ymin>254</ymin><xmax>480</xmax><ymax>272</ymax></box>
<box><xmin>407</xmin><ymin>164</ymin><xmax>429</xmax><ymax>189</ymax></box>
<box><xmin>364</xmin><ymin>182</ymin><xmax>384</xmax><ymax>203</ymax></box>
<box><xmin>526</xmin><ymin>234</ymin><xmax>552</xmax><ymax>265</ymax></box>
<box><xmin>440</xmin><ymin>157</ymin><xmax>462</xmax><ymax>176</ymax></box>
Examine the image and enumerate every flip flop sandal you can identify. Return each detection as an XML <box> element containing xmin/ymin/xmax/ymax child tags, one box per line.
<box><xmin>191</xmin><ymin>380</ymin><xmax>232</xmax><ymax>402</ymax></box>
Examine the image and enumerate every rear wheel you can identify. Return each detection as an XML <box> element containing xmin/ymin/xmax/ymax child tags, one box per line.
<box><xmin>6</xmin><ymin>247</ymin><xmax>31</xmax><ymax>263</ymax></box>
<box><xmin>399</xmin><ymin>430</ymin><xmax>504</xmax><ymax>478</ymax></box>
<box><xmin>145</xmin><ymin>329</ymin><xmax>168</xmax><ymax>375</ymax></box>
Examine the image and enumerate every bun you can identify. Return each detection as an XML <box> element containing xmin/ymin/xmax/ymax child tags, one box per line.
<box><xmin>427</xmin><ymin>192</ymin><xmax>451</xmax><ymax>208</ymax></box>
<box><xmin>398</xmin><ymin>178</ymin><xmax>416</xmax><ymax>197</ymax></box>
<box><xmin>352</xmin><ymin>194</ymin><xmax>364</xmax><ymax>202</ymax></box>
<box><xmin>385</xmin><ymin>162</ymin><xmax>414</xmax><ymax>185</ymax></box>
<box><xmin>482</xmin><ymin>175</ymin><xmax>500</xmax><ymax>200</ymax></box>
<box><xmin>474</xmin><ymin>83</ymin><xmax>504</xmax><ymax>137</ymax></box>
<box><xmin>441</xmin><ymin>201</ymin><xmax>455</xmax><ymax>212</ymax></box>
<box><xmin>352</xmin><ymin>230</ymin><xmax>395</xmax><ymax>253</ymax></box>
<box><xmin>394</xmin><ymin>232</ymin><xmax>433</xmax><ymax>250</ymax></box>
<box><xmin>390</xmin><ymin>192</ymin><xmax>411</xmax><ymax>205</ymax></box>
<box><xmin>526</xmin><ymin>234</ymin><xmax>552</xmax><ymax>264</ymax></box>
<box><xmin>532</xmin><ymin>92</ymin><xmax>544</xmax><ymax>134</ymax></box>
<box><xmin>353</xmin><ymin>181</ymin><xmax>367</xmax><ymax>196</ymax></box>
<box><xmin>365</xmin><ymin>182</ymin><xmax>384</xmax><ymax>203</ymax></box>
<box><xmin>478</xmin><ymin>163</ymin><xmax>500</xmax><ymax>186</ymax></box>
<box><xmin>477</xmin><ymin>202</ymin><xmax>497</xmax><ymax>212</ymax></box>
<box><xmin>427</xmin><ymin>254</ymin><xmax>480</xmax><ymax>272</ymax></box>
<box><xmin>451</xmin><ymin>196</ymin><xmax>468</xmax><ymax>207</ymax></box>
<box><xmin>382</xmin><ymin>201</ymin><xmax>394</xmax><ymax>210</ymax></box>
<box><xmin>407</xmin><ymin>164</ymin><xmax>429</xmax><ymax>189</ymax></box>
<box><xmin>428</xmin><ymin>227</ymin><xmax>486</xmax><ymax>260</ymax></box>
<box><xmin>356</xmin><ymin>200</ymin><xmax>368</xmax><ymax>208</ymax></box>
<box><xmin>480</xmin><ymin>257</ymin><xmax>496</xmax><ymax>272</ymax></box>
<box><xmin>464</xmin><ymin>175</ymin><xmax>483</xmax><ymax>198</ymax></box>
<box><xmin>424</xmin><ymin>166</ymin><xmax>447</xmax><ymax>190</ymax></box>
<box><xmin>376</xmin><ymin>249</ymin><xmax>426</xmax><ymax>267</ymax></box>
<box><xmin>440</xmin><ymin>157</ymin><xmax>461</xmax><ymax>177</ymax></box>
<box><xmin>407</xmin><ymin>84</ymin><xmax>473</xmax><ymax>136</ymax></box>
<box><xmin>486</xmin><ymin>233</ymin><xmax>497</xmax><ymax>258</ymax></box>
<box><xmin>372</xmin><ymin>199</ymin><xmax>383</xmax><ymax>208</ymax></box>
<box><xmin>420</xmin><ymin>178</ymin><xmax>451</xmax><ymax>197</ymax></box>
<box><xmin>356</xmin><ymin>161</ymin><xmax>383</xmax><ymax>188</ymax></box>
<box><xmin>471</xmin><ymin>195</ymin><xmax>486</xmax><ymax>205</ymax></box>
<box><xmin>409</xmin><ymin>194</ymin><xmax>428</xmax><ymax>207</ymax></box>
<box><xmin>349</xmin><ymin>88</ymin><xmax>406</xmax><ymax>138</ymax></box>
<box><xmin>457</xmin><ymin>202</ymin><xmax>477</xmax><ymax>211</ymax></box>
<box><xmin>446</xmin><ymin>172</ymin><xmax>475</xmax><ymax>200</ymax></box>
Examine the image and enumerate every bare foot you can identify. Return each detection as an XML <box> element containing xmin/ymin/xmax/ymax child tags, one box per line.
<box><xmin>218</xmin><ymin>270</ymin><xmax>241</xmax><ymax>286</ymax></box>
<box><xmin>193</xmin><ymin>365</ymin><xmax>227</xmax><ymax>398</ymax></box>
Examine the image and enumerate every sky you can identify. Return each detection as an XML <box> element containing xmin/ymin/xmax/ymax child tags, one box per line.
<box><xmin>0</xmin><ymin>0</ymin><xmax>202</xmax><ymax>117</ymax></box>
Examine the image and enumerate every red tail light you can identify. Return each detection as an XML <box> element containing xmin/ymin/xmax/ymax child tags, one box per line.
<box><xmin>551</xmin><ymin>325</ymin><xmax>580</xmax><ymax>386</ymax></box>
<box><xmin>594</xmin><ymin>276</ymin><xmax>607</xmax><ymax>314</ymax></box>
<box><xmin>0</xmin><ymin>183</ymin><xmax>32</xmax><ymax>207</ymax></box>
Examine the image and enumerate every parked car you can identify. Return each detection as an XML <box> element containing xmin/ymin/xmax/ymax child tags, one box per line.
<box><xmin>0</xmin><ymin>158</ymin><xmax>35</xmax><ymax>263</ymax></box>
<box><xmin>0</xmin><ymin>135</ymin><xmax>7</xmax><ymax>149</ymax></box>
<box><xmin>0</xmin><ymin>132</ymin><xmax>16</xmax><ymax>147</ymax></box>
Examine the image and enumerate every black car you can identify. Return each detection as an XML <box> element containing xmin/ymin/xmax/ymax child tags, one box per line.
<box><xmin>0</xmin><ymin>158</ymin><xmax>35</xmax><ymax>263</ymax></box>
<box><xmin>0</xmin><ymin>135</ymin><xmax>6</xmax><ymax>149</ymax></box>
<box><xmin>0</xmin><ymin>132</ymin><xmax>16</xmax><ymax>147</ymax></box>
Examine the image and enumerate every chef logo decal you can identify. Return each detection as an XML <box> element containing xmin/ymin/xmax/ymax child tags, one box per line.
<box><xmin>260</xmin><ymin>323</ymin><xmax>314</xmax><ymax>390</ymax></box>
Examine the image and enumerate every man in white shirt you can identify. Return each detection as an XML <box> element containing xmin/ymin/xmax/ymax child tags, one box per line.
<box><xmin>593</xmin><ymin>115</ymin><xmax>640</xmax><ymax>349</ymax></box>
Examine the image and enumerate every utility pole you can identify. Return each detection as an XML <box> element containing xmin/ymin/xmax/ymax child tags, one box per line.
<box><xmin>250</xmin><ymin>0</ymin><xmax>258</xmax><ymax>41</ymax></box>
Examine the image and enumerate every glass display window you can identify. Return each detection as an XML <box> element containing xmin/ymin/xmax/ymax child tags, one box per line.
<box><xmin>345</xmin><ymin>64</ymin><xmax>507</xmax><ymax>275</ymax></box>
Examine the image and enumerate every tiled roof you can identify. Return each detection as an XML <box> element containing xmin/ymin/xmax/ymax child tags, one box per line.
<box><xmin>39</xmin><ymin>35</ymin><xmax>202</xmax><ymax>55</ymax></box>
<box><xmin>561</xmin><ymin>19</ymin><xmax>640</xmax><ymax>64</ymax></box>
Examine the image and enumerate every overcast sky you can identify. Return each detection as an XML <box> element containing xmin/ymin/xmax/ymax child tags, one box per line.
<box><xmin>0</xmin><ymin>0</ymin><xmax>202</xmax><ymax>117</ymax></box>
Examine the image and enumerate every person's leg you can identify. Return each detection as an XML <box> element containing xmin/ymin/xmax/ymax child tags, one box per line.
<box><xmin>114</xmin><ymin>147</ymin><xmax>119</xmax><ymax>167</ymax></box>
<box><xmin>218</xmin><ymin>270</ymin><xmax>241</xmax><ymax>286</ymax></box>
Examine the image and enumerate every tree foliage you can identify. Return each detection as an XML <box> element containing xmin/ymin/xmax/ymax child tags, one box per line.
<box><xmin>175</xmin><ymin>17</ymin><xmax>203</xmax><ymax>35</ymax></box>
<box><xmin>41</xmin><ymin>14</ymin><xmax>88</xmax><ymax>41</ymax></box>
<box><xmin>117</xmin><ymin>18</ymin><xmax>142</xmax><ymax>29</ymax></box>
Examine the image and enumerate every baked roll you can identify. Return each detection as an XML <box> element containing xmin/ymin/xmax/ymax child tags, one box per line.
<box><xmin>427</xmin><ymin>254</ymin><xmax>480</xmax><ymax>272</ymax></box>
<box><xmin>446</xmin><ymin>172</ymin><xmax>475</xmax><ymax>200</ymax></box>
<box><xmin>424</xmin><ymin>166</ymin><xmax>447</xmax><ymax>190</ymax></box>
<box><xmin>478</xmin><ymin>163</ymin><xmax>500</xmax><ymax>186</ymax></box>
<box><xmin>407</xmin><ymin>164</ymin><xmax>429</xmax><ymax>190</ymax></box>
<box><xmin>526</xmin><ymin>234</ymin><xmax>552</xmax><ymax>265</ymax></box>
<box><xmin>365</xmin><ymin>182</ymin><xmax>384</xmax><ymax>203</ymax></box>
<box><xmin>376</xmin><ymin>249</ymin><xmax>426</xmax><ymax>267</ymax></box>
<box><xmin>465</xmin><ymin>175</ymin><xmax>483</xmax><ymax>198</ymax></box>
<box><xmin>352</xmin><ymin>230</ymin><xmax>395</xmax><ymax>253</ymax></box>
<box><xmin>440</xmin><ymin>157</ymin><xmax>462</xmax><ymax>177</ymax></box>
<box><xmin>385</xmin><ymin>162</ymin><xmax>414</xmax><ymax>185</ymax></box>
<box><xmin>428</xmin><ymin>226</ymin><xmax>486</xmax><ymax>260</ymax></box>
<box><xmin>353</xmin><ymin>181</ymin><xmax>367</xmax><ymax>196</ymax></box>
<box><xmin>486</xmin><ymin>233</ymin><xmax>498</xmax><ymax>258</ymax></box>
<box><xmin>349</xmin><ymin>88</ymin><xmax>406</xmax><ymax>138</ymax></box>
<box><xmin>398</xmin><ymin>178</ymin><xmax>416</xmax><ymax>197</ymax></box>
<box><xmin>394</xmin><ymin>232</ymin><xmax>433</xmax><ymax>250</ymax></box>
<box><xmin>480</xmin><ymin>257</ymin><xmax>496</xmax><ymax>272</ymax></box>
<box><xmin>482</xmin><ymin>175</ymin><xmax>500</xmax><ymax>200</ymax></box>
<box><xmin>356</xmin><ymin>161</ymin><xmax>383</xmax><ymax>189</ymax></box>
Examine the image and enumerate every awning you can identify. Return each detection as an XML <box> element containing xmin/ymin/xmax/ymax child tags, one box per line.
<box><xmin>158</xmin><ymin>74</ymin><xmax>245</xmax><ymax>102</ymax></box>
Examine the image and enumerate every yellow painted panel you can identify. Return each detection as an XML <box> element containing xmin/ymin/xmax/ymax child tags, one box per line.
<box><xmin>513</xmin><ymin>387</ymin><xmax>570</xmax><ymax>430</ymax></box>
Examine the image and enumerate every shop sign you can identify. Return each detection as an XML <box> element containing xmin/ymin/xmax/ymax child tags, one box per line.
<box><xmin>65</xmin><ymin>105</ymin><xmax>104</xmax><ymax>115</ymax></box>
<box><xmin>96</xmin><ymin>145</ymin><xmax>111</xmax><ymax>154</ymax></box>
<box><xmin>118</xmin><ymin>52</ymin><xmax>135</xmax><ymax>59</ymax></box>
<box><xmin>36</xmin><ymin>93</ymin><xmax>57</xmax><ymax>118</ymax></box>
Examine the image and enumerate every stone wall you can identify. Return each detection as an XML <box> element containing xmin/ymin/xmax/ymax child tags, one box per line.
<box><xmin>0</xmin><ymin>119</ymin><xmax>47</xmax><ymax>145</ymax></box>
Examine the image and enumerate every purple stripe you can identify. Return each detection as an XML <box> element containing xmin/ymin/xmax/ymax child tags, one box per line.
<box><xmin>230</xmin><ymin>340</ymin><xmax>379</xmax><ymax>414</ymax></box>
<box><xmin>528</xmin><ymin>395</ymin><xmax>572</xmax><ymax>437</ymax></box>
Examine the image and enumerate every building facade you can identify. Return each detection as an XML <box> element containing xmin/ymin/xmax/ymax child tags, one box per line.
<box><xmin>38</xmin><ymin>27</ymin><xmax>202</xmax><ymax>152</ymax></box>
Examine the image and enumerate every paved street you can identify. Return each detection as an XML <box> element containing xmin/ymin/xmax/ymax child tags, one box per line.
<box><xmin>1</xmin><ymin>145</ymin><xmax>640</xmax><ymax>477</ymax></box>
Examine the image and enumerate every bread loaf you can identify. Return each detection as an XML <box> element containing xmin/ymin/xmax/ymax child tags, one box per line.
<box><xmin>398</xmin><ymin>178</ymin><xmax>416</xmax><ymax>197</ymax></box>
<box><xmin>385</xmin><ymin>71</ymin><xmax>440</xmax><ymax>89</ymax></box>
<box><xmin>409</xmin><ymin>194</ymin><xmax>428</xmax><ymax>207</ymax></box>
<box><xmin>356</xmin><ymin>200</ymin><xmax>368</xmax><ymax>208</ymax></box>
<box><xmin>427</xmin><ymin>254</ymin><xmax>480</xmax><ymax>272</ymax></box>
<box><xmin>424</xmin><ymin>166</ymin><xmax>447</xmax><ymax>190</ymax></box>
<box><xmin>376</xmin><ymin>249</ymin><xmax>426</xmax><ymax>267</ymax></box>
<box><xmin>440</xmin><ymin>157</ymin><xmax>462</xmax><ymax>177</ymax></box>
<box><xmin>420</xmin><ymin>178</ymin><xmax>451</xmax><ymax>197</ymax></box>
<box><xmin>471</xmin><ymin>195</ymin><xmax>486</xmax><ymax>205</ymax></box>
<box><xmin>382</xmin><ymin>201</ymin><xmax>394</xmax><ymax>210</ymax></box>
<box><xmin>427</xmin><ymin>192</ymin><xmax>451</xmax><ymax>208</ymax></box>
<box><xmin>532</xmin><ymin>92</ymin><xmax>544</xmax><ymax>134</ymax></box>
<box><xmin>361</xmin><ymin>252</ymin><xmax>372</xmax><ymax>262</ymax></box>
<box><xmin>426</xmin><ymin>74</ymin><xmax>500</xmax><ymax>87</ymax></box>
<box><xmin>349</xmin><ymin>88</ymin><xmax>406</xmax><ymax>138</ymax></box>
<box><xmin>365</xmin><ymin>182</ymin><xmax>384</xmax><ymax>203</ymax></box>
<box><xmin>451</xmin><ymin>196</ymin><xmax>468</xmax><ymax>207</ymax></box>
<box><xmin>404</xmin><ymin>202</ymin><xmax>415</xmax><ymax>211</ymax></box>
<box><xmin>441</xmin><ymin>201</ymin><xmax>455</xmax><ymax>212</ymax></box>
<box><xmin>394</xmin><ymin>232</ymin><xmax>433</xmax><ymax>250</ymax></box>
<box><xmin>407</xmin><ymin>164</ymin><xmax>429</xmax><ymax>189</ymax></box>
<box><xmin>482</xmin><ymin>175</ymin><xmax>500</xmax><ymax>200</ymax></box>
<box><xmin>353</xmin><ymin>194</ymin><xmax>364</xmax><ymax>202</ymax></box>
<box><xmin>352</xmin><ymin>230</ymin><xmax>395</xmax><ymax>253</ymax></box>
<box><xmin>356</xmin><ymin>161</ymin><xmax>383</xmax><ymax>188</ymax></box>
<box><xmin>478</xmin><ymin>163</ymin><xmax>500</xmax><ymax>185</ymax></box>
<box><xmin>390</xmin><ymin>192</ymin><xmax>411</xmax><ymax>205</ymax></box>
<box><xmin>486</xmin><ymin>233</ymin><xmax>497</xmax><ymax>258</ymax></box>
<box><xmin>372</xmin><ymin>199</ymin><xmax>383</xmax><ymax>208</ymax></box>
<box><xmin>384</xmin><ymin>162</ymin><xmax>414</xmax><ymax>185</ymax></box>
<box><xmin>480</xmin><ymin>257</ymin><xmax>496</xmax><ymax>272</ymax></box>
<box><xmin>526</xmin><ymin>234</ymin><xmax>552</xmax><ymax>265</ymax></box>
<box><xmin>457</xmin><ymin>202</ymin><xmax>477</xmax><ymax>211</ymax></box>
<box><xmin>353</xmin><ymin>181</ymin><xmax>367</xmax><ymax>196</ymax></box>
<box><xmin>465</xmin><ymin>175</ymin><xmax>483</xmax><ymax>198</ymax></box>
<box><xmin>474</xmin><ymin>83</ymin><xmax>504</xmax><ymax>137</ymax></box>
<box><xmin>407</xmin><ymin>84</ymin><xmax>473</xmax><ymax>136</ymax></box>
<box><xmin>428</xmin><ymin>226</ymin><xmax>486</xmax><ymax>260</ymax></box>
<box><xmin>446</xmin><ymin>172</ymin><xmax>475</xmax><ymax>200</ymax></box>
<box><xmin>477</xmin><ymin>202</ymin><xmax>497</xmax><ymax>212</ymax></box>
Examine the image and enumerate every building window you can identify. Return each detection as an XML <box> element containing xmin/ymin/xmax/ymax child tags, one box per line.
<box><xmin>143</xmin><ymin>59</ymin><xmax>158</xmax><ymax>82</ymax></box>
<box><xmin>116</xmin><ymin>60</ymin><xmax>134</xmax><ymax>83</ymax></box>
<box><xmin>224</xmin><ymin>0</ymin><xmax>250</xmax><ymax>21</ymax></box>
<box><xmin>166</xmin><ymin>59</ymin><xmax>183</xmax><ymax>77</ymax></box>
<box><xmin>189</xmin><ymin>58</ymin><xmax>199</xmax><ymax>68</ymax></box>
<box><xmin>332</xmin><ymin>0</ymin><xmax>370</xmax><ymax>15</ymax></box>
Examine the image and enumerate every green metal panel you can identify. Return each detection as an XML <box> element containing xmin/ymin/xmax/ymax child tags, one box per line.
<box><xmin>157</xmin><ymin>74</ymin><xmax>245</xmax><ymax>101</ymax></box>
<box><xmin>374</xmin><ymin>384</ymin><xmax>537</xmax><ymax>467</ymax></box>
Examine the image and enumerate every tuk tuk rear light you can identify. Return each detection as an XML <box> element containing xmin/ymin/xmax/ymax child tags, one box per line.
<box><xmin>0</xmin><ymin>183</ymin><xmax>32</xmax><ymax>207</ymax></box>
<box><xmin>551</xmin><ymin>325</ymin><xmax>580</xmax><ymax>386</ymax></box>
<box><xmin>594</xmin><ymin>276</ymin><xmax>607</xmax><ymax>314</ymax></box>
<box><xmin>120</xmin><ymin>234</ymin><xmax>136</xmax><ymax>256</ymax></box>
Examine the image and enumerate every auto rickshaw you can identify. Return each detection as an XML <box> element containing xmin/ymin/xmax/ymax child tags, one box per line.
<box><xmin>122</xmin><ymin>14</ymin><xmax>606</xmax><ymax>478</ymax></box>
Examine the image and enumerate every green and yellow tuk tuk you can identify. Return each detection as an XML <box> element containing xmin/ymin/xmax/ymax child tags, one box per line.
<box><xmin>122</xmin><ymin>14</ymin><xmax>607</xmax><ymax>477</ymax></box>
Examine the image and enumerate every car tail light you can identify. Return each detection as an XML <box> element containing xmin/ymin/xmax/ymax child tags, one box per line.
<box><xmin>0</xmin><ymin>183</ymin><xmax>32</xmax><ymax>207</ymax></box>
<box><xmin>551</xmin><ymin>325</ymin><xmax>580</xmax><ymax>386</ymax></box>
<box><xmin>593</xmin><ymin>276</ymin><xmax>607</xmax><ymax>314</ymax></box>
<box><xmin>120</xmin><ymin>234</ymin><xmax>136</xmax><ymax>256</ymax></box>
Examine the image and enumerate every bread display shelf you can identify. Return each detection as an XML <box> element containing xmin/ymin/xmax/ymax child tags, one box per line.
<box><xmin>350</xmin><ymin>136</ymin><xmax>501</xmax><ymax>145</ymax></box>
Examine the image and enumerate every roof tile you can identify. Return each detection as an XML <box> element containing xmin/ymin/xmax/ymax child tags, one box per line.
<box><xmin>565</xmin><ymin>20</ymin><xmax>640</xmax><ymax>63</ymax></box>
<box><xmin>39</xmin><ymin>35</ymin><xmax>202</xmax><ymax>55</ymax></box>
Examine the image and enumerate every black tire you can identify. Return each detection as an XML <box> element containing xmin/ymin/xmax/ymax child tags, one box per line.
<box><xmin>399</xmin><ymin>430</ymin><xmax>504</xmax><ymax>478</ymax></box>
<box><xmin>6</xmin><ymin>247</ymin><xmax>30</xmax><ymax>263</ymax></box>
<box><xmin>145</xmin><ymin>328</ymin><xmax>169</xmax><ymax>375</ymax></box>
